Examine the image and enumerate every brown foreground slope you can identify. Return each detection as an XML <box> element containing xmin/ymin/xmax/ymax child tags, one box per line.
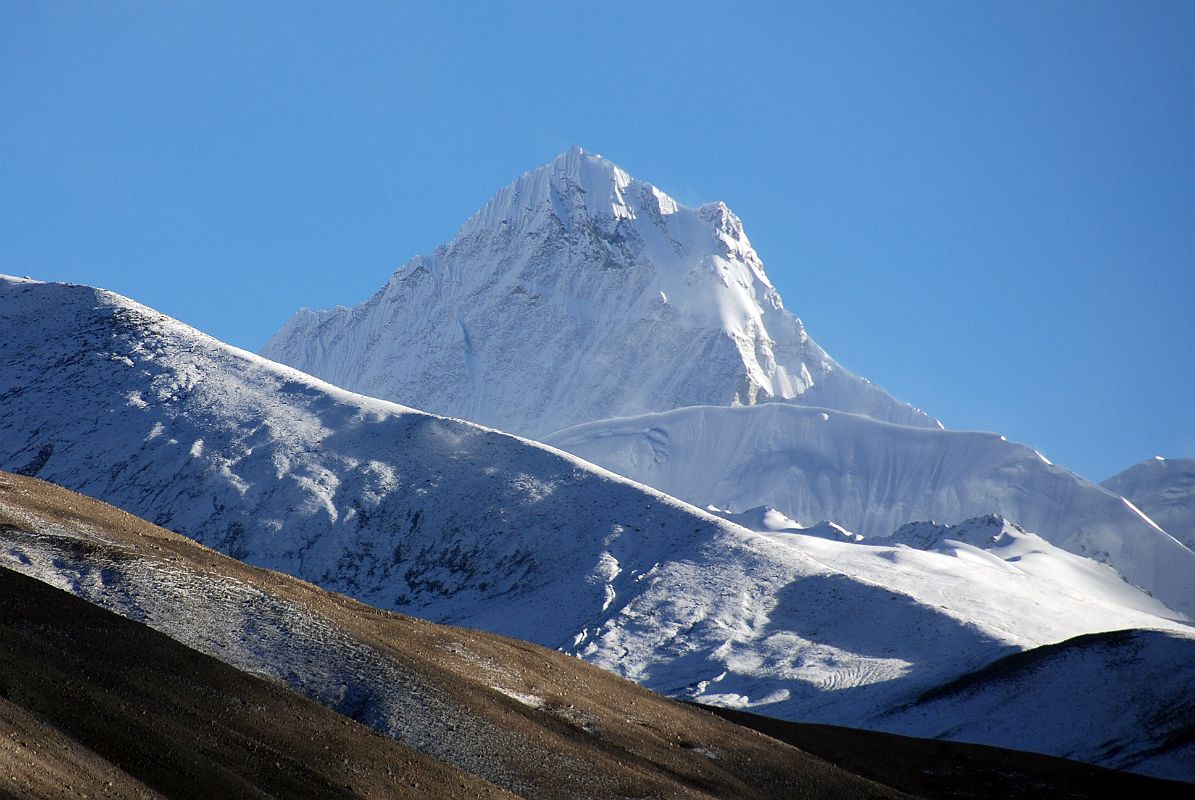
<box><xmin>0</xmin><ymin>471</ymin><xmax>905</xmax><ymax>800</ymax></box>
<box><xmin>0</xmin><ymin>565</ymin><xmax>514</xmax><ymax>800</ymax></box>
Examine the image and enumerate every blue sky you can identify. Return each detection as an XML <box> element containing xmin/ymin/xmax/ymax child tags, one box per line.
<box><xmin>3</xmin><ymin>1</ymin><xmax>1192</xmax><ymax>481</ymax></box>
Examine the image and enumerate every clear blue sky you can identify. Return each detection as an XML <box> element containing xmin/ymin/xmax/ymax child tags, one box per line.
<box><xmin>3</xmin><ymin>1</ymin><xmax>1192</xmax><ymax>482</ymax></box>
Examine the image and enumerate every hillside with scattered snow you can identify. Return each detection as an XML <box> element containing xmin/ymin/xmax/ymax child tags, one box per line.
<box><xmin>545</xmin><ymin>402</ymin><xmax>1195</xmax><ymax>619</ymax></box>
<box><xmin>262</xmin><ymin>147</ymin><xmax>934</xmax><ymax>436</ymax></box>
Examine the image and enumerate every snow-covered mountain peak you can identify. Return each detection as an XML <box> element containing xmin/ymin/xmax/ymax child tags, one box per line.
<box><xmin>453</xmin><ymin>148</ymin><xmax>763</xmax><ymax>290</ymax></box>
<box><xmin>264</xmin><ymin>152</ymin><xmax>936</xmax><ymax>435</ymax></box>
<box><xmin>457</xmin><ymin>147</ymin><xmax>637</xmax><ymax>237</ymax></box>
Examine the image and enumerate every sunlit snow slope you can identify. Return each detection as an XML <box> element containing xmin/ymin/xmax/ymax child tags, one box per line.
<box><xmin>546</xmin><ymin>403</ymin><xmax>1195</xmax><ymax>619</ymax></box>
<box><xmin>0</xmin><ymin>275</ymin><xmax>755</xmax><ymax>648</ymax></box>
<box><xmin>589</xmin><ymin>514</ymin><xmax>1190</xmax><ymax>724</ymax></box>
<box><xmin>1103</xmin><ymin>457</ymin><xmax>1195</xmax><ymax>551</ymax></box>
<box><xmin>263</xmin><ymin>147</ymin><xmax>934</xmax><ymax>436</ymax></box>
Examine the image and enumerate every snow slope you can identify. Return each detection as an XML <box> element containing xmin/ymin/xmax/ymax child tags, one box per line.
<box><xmin>262</xmin><ymin>147</ymin><xmax>935</xmax><ymax>436</ymax></box>
<box><xmin>1103</xmin><ymin>457</ymin><xmax>1195</xmax><ymax>551</ymax></box>
<box><xmin>875</xmin><ymin>629</ymin><xmax>1195</xmax><ymax>782</ymax></box>
<box><xmin>0</xmin><ymin>275</ymin><xmax>759</xmax><ymax>648</ymax></box>
<box><xmin>3</xmin><ymin>275</ymin><xmax>1193</xmax><ymax>777</ymax></box>
<box><xmin>872</xmin><ymin>515</ymin><xmax>1181</xmax><ymax>622</ymax></box>
<box><xmin>585</xmin><ymin>516</ymin><xmax>1189</xmax><ymax>728</ymax></box>
<box><xmin>545</xmin><ymin>402</ymin><xmax>1195</xmax><ymax>619</ymax></box>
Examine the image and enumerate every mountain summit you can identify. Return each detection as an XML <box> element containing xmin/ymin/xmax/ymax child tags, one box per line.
<box><xmin>263</xmin><ymin>149</ymin><xmax>935</xmax><ymax>437</ymax></box>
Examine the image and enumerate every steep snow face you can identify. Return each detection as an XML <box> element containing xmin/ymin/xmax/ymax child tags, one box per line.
<box><xmin>262</xmin><ymin>148</ymin><xmax>935</xmax><ymax>436</ymax></box>
<box><xmin>545</xmin><ymin>403</ymin><xmax>1195</xmax><ymax>619</ymax></box>
<box><xmin>3</xmin><ymin>276</ymin><xmax>1190</xmax><ymax>749</ymax></box>
<box><xmin>1103</xmin><ymin>457</ymin><xmax>1195</xmax><ymax>551</ymax></box>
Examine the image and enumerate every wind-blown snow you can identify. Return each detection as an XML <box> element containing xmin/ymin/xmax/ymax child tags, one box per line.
<box><xmin>581</xmin><ymin>515</ymin><xmax>1190</xmax><ymax>722</ymax></box>
<box><xmin>545</xmin><ymin>402</ymin><xmax>1195</xmax><ymax>619</ymax></box>
<box><xmin>262</xmin><ymin>148</ymin><xmax>935</xmax><ymax>436</ymax></box>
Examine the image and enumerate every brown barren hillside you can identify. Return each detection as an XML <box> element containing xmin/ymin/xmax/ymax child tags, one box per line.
<box><xmin>0</xmin><ymin>566</ymin><xmax>515</xmax><ymax>800</ymax></box>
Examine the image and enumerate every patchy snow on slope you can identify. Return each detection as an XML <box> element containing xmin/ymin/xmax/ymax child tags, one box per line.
<box><xmin>545</xmin><ymin>402</ymin><xmax>1195</xmax><ymax>619</ymax></box>
<box><xmin>262</xmin><ymin>148</ymin><xmax>934</xmax><ymax>436</ymax></box>
<box><xmin>0</xmin><ymin>511</ymin><xmax>594</xmax><ymax>790</ymax></box>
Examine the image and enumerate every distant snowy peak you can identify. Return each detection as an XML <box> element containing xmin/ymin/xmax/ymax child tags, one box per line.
<box><xmin>440</xmin><ymin>147</ymin><xmax>779</xmax><ymax>343</ymax></box>
<box><xmin>881</xmin><ymin>514</ymin><xmax>1024</xmax><ymax>550</ymax></box>
<box><xmin>263</xmin><ymin>149</ymin><xmax>936</xmax><ymax>437</ymax></box>
<box><xmin>854</xmin><ymin>515</ymin><xmax>1188</xmax><ymax>623</ymax></box>
<box><xmin>461</xmin><ymin>146</ymin><xmax>669</xmax><ymax>235</ymax></box>
<box><xmin>1103</xmin><ymin>456</ymin><xmax>1195</xmax><ymax>551</ymax></box>
<box><xmin>458</xmin><ymin>147</ymin><xmax>761</xmax><ymax>277</ymax></box>
<box><xmin>708</xmin><ymin>504</ymin><xmax>863</xmax><ymax>542</ymax></box>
